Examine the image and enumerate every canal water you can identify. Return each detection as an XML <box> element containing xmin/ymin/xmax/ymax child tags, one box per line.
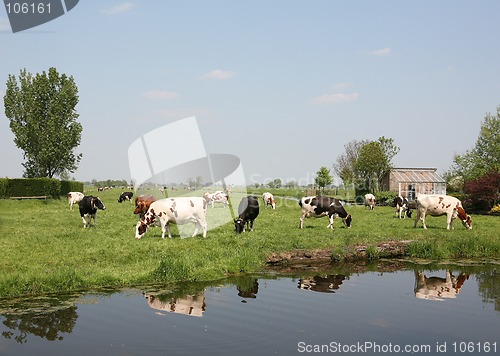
<box><xmin>1</xmin><ymin>260</ymin><xmax>498</xmax><ymax>355</ymax></box>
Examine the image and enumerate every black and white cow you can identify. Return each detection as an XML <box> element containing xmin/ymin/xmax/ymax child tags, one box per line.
<box><xmin>299</xmin><ymin>196</ymin><xmax>352</xmax><ymax>229</ymax></box>
<box><xmin>118</xmin><ymin>191</ymin><xmax>134</xmax><ymax>203</ymax></box>
<box><xmin>79</xmin><ymin>196</ymin><xmax>106</xmax><ymax>228</ymax></box>
<box><xmin>394</xmin><ymin>196</ymin><xmax>412</xmax><ymax>219</ymax></box>
<box><xmin>234</xmin><ymin>196</ymin><xmax>260</xmax><ymax>234</ymax></box>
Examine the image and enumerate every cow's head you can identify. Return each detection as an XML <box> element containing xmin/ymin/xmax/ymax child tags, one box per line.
<box><xmin>406</xmin><ymin>209</ymin><xmax>413</xmax><ymax>218</ymax></box>
<box><xmin>93</xmin><ymin>197</ymin><xmax>106</xmax><ymax>210</ymax></box>
<box><xmin>134</xmin><ymin>201</ymin><xmax>145</xmax><ymax>215</ymax></box>
<box><xmin>135</xmin><ymin>221</ymin><xmax>148</xmax><ymax>239</ymax></box>
<box><xmin>456</xmin><ymin>206</ymin><xmax>472</xmax><ymax>229</ymax></box>
<box><xmin>462</xmin><ymin>214</ymin><xmax>472</xmax><ymax>230</ymax></box>
<box><xmin>343</xmin><ymin>214</ymin><xmax>352</xmax><ymax>228</ymax></box>
<box><xmin>270</xmin><ymin>198</ymin><xmax>276</xmax><ymax>209</ymax></box>
<box><xmin>234</xmin><ymin>218</ymin><xmax>245</xmax><ymax>234</ymax></box>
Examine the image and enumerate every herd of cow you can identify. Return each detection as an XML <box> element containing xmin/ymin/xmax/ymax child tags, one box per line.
<box><xmin>66</xmin><ymin>189</ymin><xmax>472</xmax><ymax>239</ymax></box>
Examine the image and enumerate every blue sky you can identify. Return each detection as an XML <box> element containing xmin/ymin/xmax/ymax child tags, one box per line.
<box><xmin>1</xmin><ymin>1</ymin><xmax>499</xmax><ymax>185</ymax></box>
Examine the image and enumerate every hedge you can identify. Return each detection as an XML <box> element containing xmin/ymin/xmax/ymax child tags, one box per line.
<box><xmin>0</xmin><ymin>178</ymin><xmax>8</xmax><ymax>199</ymax></box>
<box><xmin>0</xmin><ymin>178</ymin><xmax>84</xmax><ymax>199</ymax></box>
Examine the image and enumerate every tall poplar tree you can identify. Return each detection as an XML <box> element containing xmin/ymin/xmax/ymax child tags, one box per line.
<box><xmin>4</xmin><ymin>68</ymin><xmax>82</xmax><ymax>178</ymax></box>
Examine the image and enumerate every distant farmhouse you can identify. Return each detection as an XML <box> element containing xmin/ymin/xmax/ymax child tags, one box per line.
<box><xmin>381</xmin><ymin>167</ymin><xmax>446</xmax><ymax>200</ymax></box>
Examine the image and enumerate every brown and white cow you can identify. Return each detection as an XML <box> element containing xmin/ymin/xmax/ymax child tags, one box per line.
<box><xmin>299</xmin><ymin>196</ymin><xmax>352</xmax><ymax>229</ymax></box>
<box><xmin>414</xmin><ymin>194</ymin><xmax>472</xmax><ymax>230</ymax></box>
<box><xmin>262</xmin><ymin>192</ymin><xmax>276</xmax><ymax>209</ymax></box>
<box><xmin>67</xmin><ymin>191</ymin><xmax>85</xmax><ymax>210</ymax></box>
<box><xmin>364</xmin><ymin>193</ymin><xmax>376</xmax><ymax>210</ymax></box>
<box><xmin>135</xmin><ymin>197</ymin><xmax>208</xmax><ymax>239</ymax></box>
<box><xmin>203</xmin><ymin>190</ymin><xmax>228</xmax><ymax>208</ymax></box>
<box><xmin>414</xmin><ymin>270</ymin><xmax>469</xmax><ymax>301</ymax></box>
<box><xmin>133</xmin><ymin>195</ymin><xmax>157</xmax><ymax>219</ymax></box>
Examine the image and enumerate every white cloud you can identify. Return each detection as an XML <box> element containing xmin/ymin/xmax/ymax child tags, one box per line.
<box><xmin>362</xmin><ymin>47</ymin><xmax>392</xmax><ymax>56</ymax></box>
<box><xmin>102</xmin><ymin>2</ymin><xmax>136</xmax><ymax>15</ymax></box>
<box><xmin>142</xmin><ymin>90</ymin><xmax>179</xmax><ymax>100</ymax></box>
<box><xmin>201</xmin><ymin>69</ymin><xmax>235</xmax><ymax>80</ymax></box>
<box><xmin>311</xmin><ymin>93</ymin><xmax>359</xmax><ymax>104</ymax></box>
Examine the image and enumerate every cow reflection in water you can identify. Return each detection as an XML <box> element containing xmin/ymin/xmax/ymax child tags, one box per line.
<box><xmin>299</xmin><ymin>275</ymin><xmax>346</xmax><ymax>293</ymax></box>
<box><xmin>144</xmin><ymin>293</ymin><xmax>206</xmax><ymax>317</ymax></box>
<box><xmin>414</xmin><ymin>271</ymin><xmax>469</xmax><ymax>301</ymax></box>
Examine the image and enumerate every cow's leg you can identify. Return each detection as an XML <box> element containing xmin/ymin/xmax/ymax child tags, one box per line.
<box><xmin>414</xmin><ymin>210</ymin><xmax>422</xmax><ymax>228</ymax></box>
<box><xmin>447</xmin><ymin>212</ymin><xmax>453</xmax><ymax>230</ymax></box>
<box><xmin>166</xmin><ymin>223</ymin><xmax>172</xmax><ymax>238</ymax></box>
<box><xmin>81</xmin><ymin>216</ymin><xmax>87</xmax><ymax>228</ymax></box>
<box><xmin>200</xmin><ymin>220</ymin><xmax>207</xmax><ymax>238</ymax></box>
<box><xmin>92</xmin><ymin>213</ymin><xmax>97</xmax><ymax>227</ymax></box>
<box><xmin>160</xmin><ymin>220</ymin><xmax>167</xmax><ymax>239</ymax></box>
<box><xmin>192</xmin><ymin>222</ymin><xmax>200</xmax><ymax>237</ymax></box>
<box><xmin>421</xmin><ymin>212</ymin><xmax>427</xmax><ymax>229</ymax></box>
<box><xmin>250</xmin><ymin>219</ymin><xmax>254</xmax><ymax>231</ymax></box>
<box><xmin>327</xmin><ymin>214</ymin><xmax>334</xmax><ymax>229</ymax></box>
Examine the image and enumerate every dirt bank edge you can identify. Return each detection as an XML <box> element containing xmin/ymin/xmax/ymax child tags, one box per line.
<box><xmin>266</xmin><ymin>240</ymin><xmax>415</xmax><ymax>265</ymax></box>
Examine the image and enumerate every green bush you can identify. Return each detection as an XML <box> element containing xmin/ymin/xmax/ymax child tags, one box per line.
<box><xmin>375</xmin><ymin>191</ymin><xmax>398</xmax><ymax>206</ymax></box>
<box><xmin>0</xmin><ymin>178</ymin><xmax>8</xmax><ymax>198</ymax></box>
<box><xmin>7</xmin><ymin>178</ymin><xmax>61</xmax><ymax>199</ymax></box>
<box><xmin>60</xmin><ymin>180</ymin><xmax>84</xmax><ymax>196</ymax></box>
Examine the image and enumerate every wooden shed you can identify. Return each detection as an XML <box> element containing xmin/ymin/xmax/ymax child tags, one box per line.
<box><xmin>380</xmin><ymin>167</ymin><xmax>446</xmax><ymax>200</ymax></box>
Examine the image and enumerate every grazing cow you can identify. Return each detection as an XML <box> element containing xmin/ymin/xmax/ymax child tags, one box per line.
<box><xmin>133</xmin><ymin>195</ymin><xmax>157</xmax><ymax>219</ymax></box>
<box><xmin>364</xmin><ymin>193</ymin><xmax>376</xmax><ymax>210</ymax></box>
<box><xmin>414</xmin><ymin>270</ymin><xmax>469</xmax><ymax>301</ymax></box>
<box><xmin>78</xmin><ymin>196</ymin><xmax>106</xmax><ymax>228</ymax></box>
<box><xmin>234</xmin><ymin>196</ymin><xmax>260</xmax><ymax>233</ymax></box>
<box><xmin>135</xmin><ymin>197</ymin><xmax>207</xmax><ymax>239</ymax></box>
<box><xmin>67</xmin><ymin>191</ymin><xmax>84</xmax><ymax>210</ymax></box>
<box><xmin>394</xmin><ymin>196</ymin><xmax>412</xmax><ymax>219</ymax></box>
<box><xmin>414</xmin><ymin>194</ymin><xmax>472</xmax><ymax>230</ymax></box>
<box><xmin>203</xmin><ymin>191</ymin><xmax>229</xmax><ymax>208</ymax></box>
<box><xmin>262</xmin><ymin>192</ymin><xmax>276</xmax><ymax>209</ymax></box>
<box><xmin>118</xmin><ymin>191</ymin><xmax>134</xmax><ymax>203</ymax></box>
<box><xmin>299</xmin><ymin>196</ymin><xmax>352</xmax><ymax>229</ymax></box>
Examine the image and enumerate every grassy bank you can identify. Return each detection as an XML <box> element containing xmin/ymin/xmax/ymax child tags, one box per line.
<box><xmin>0</xmin><ymin>189</ymin><xmax>499</xmax><ymax>298</ymax></box>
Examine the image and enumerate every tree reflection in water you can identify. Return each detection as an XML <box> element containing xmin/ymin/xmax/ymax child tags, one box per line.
<box><xmin>1</xmin><ymin>294</ymin><xmax>79</xmax><ymax>343</ymax></box>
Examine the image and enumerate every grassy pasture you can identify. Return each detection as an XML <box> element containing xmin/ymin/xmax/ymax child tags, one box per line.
<box><xmin>0</xmin><ymin>188</ymin><xmax>499</xmax><ymax>298</ymax></box>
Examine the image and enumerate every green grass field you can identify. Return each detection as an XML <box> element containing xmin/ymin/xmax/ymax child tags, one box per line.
<box><xmin>0</xmin><ymin>188</ymin><xmax>498</xmax><ymax>298</ymax></box>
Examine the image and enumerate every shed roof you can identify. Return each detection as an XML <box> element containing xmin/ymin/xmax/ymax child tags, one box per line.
<box><xmin>390</xmin><ymin>168</ymin><xmax>445</xmax><ymax>183</ymax></box>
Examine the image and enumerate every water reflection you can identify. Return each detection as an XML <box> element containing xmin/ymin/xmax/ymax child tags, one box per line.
<box><xmin>144</xmin><ymin>292</ymin><xmax>206</xmax><ymax>317</ymax></box>
<box><xmin>0</xmin><ymin>294</ymin><xmax>80</xmax><ymax>343</ymax></box>
<box><xmin>235</xmin><ymin>276</ymin><xmax>259</xmax><ymax>299</ymax></box>
<box><xmin>414</xmin><ymin>270</ymin><xmax>469</xmax><ymax>301</ymax></box>
<box><xmin>1</xmin><ymin>260</ymin><xmax>499</xmax><ymax>351</ymax></box>
<box><xmin>298</xmin><ymin>275</ymin><xmax>346</xmax><ymax>293</ymax></box>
